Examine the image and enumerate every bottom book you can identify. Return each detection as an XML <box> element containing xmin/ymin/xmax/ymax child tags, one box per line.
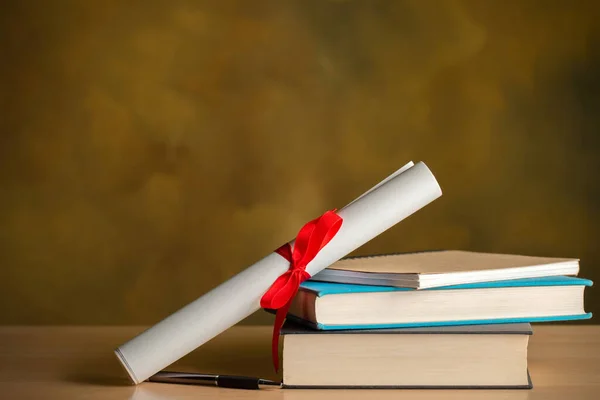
<box><xmin>281</xmin><ymin>322</ymin><xmax>533</xmax><ymax>389</ymax></box>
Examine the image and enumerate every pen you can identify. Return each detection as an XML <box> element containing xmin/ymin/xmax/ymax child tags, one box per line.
<box><xmin>148</xmin><ymin>371</ymin><xmax>282</xmax><ymax>390</ymax></box>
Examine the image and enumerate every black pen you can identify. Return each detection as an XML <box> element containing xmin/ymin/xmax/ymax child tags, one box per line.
<box><xmin>148</xmin><ymin>371</ymin><xmax>281</xmax><ymax>390</ymax></box>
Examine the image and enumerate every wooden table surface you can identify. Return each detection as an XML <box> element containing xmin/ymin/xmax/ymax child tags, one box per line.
<box><xmin>1</xmin><ymin>325</ymin><xmax>599</xmax><ymax>399</ymax></box>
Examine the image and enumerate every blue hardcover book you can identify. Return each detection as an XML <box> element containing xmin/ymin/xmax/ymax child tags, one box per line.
<box><xmin>284</xmin><ymin>276</ymin><xmax>592</xmax><ymax>330</ymax></box>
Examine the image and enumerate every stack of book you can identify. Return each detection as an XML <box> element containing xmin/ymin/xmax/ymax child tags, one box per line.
<box><xmin>277</xmin><ymin>250</ymin><xmax>592</xmax><ymax>388</ymax></box>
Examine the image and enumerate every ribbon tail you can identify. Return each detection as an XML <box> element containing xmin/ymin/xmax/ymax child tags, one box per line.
<box><xmin>271</xmin><ymin>299</ymin><xmax>293</xmax><ymax>372</ymax></box>
<box><xmin>274</xmin><ymin>243</ymin><xmax>293</xmax><ymax>261</ymax></box>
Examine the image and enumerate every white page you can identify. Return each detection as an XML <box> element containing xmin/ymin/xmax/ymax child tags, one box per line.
<box><xmin>115</xmin><ymin>161</ymin><xmax>442</xmax><ymax>384</ymax></box>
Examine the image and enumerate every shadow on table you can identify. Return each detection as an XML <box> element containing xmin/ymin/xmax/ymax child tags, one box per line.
<box><xmin>63</xmin><ymin>326</ymin><xmax>277</xmax><ymax>387</ymax></box>
<box><xmin>64</xmin><ymin>360</ymin><xmax>133</xmax><ymax>387</ymax></box>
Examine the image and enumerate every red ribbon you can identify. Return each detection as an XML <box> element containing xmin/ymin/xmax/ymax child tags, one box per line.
<box><xmin>260</xmin><ymin>209</ymin><xmax>343</xmax><ymax>371</ymax></box>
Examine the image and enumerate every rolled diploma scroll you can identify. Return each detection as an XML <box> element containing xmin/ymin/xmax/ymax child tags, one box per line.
<box><xmin>115</xmin><ymin>161</ymin><xmax>442</xmax><ymax>384</ymax></box>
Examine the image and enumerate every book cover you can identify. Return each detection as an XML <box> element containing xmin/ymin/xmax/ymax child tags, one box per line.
<box><xmin>281</xmin><ymin>321</ymin><xmax>534</xmax><ymax>335</ymax></box>
<box><xmin>311</xmin><ymin>250</ymin><xmax>580</xmax><ymax>289</ymax></box>
<box><xmin>279</xmin><ymin>276</ymin><xmax>593</xmax><ymax>330</ymax></box>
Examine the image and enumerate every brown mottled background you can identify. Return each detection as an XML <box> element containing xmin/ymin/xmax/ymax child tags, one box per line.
<box><xmin>1</xmin><ymin>0</ymin><xmax>599</xmax><ymax>325</ymax></box>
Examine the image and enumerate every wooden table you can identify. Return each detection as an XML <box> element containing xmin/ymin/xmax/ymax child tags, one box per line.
<box><xmin>0</xmin><ymin>325</ymin><xmax>598</xmax><ymax>399</ymax></box>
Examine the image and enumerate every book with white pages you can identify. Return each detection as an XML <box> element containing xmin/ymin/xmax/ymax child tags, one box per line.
<box><xmin>282</xmin><ymin>276</ymin><xmax>591</xmax><ymax>330</ymax></box>
<box><xmin>281</xmin><ymin>322</ymin><xmax>534</xmax><ymax>388</ymax></box>
<box><xmin>310</xmin><ymin>250</ymin><xmax>579</xmax><ymax>289</ymax></box>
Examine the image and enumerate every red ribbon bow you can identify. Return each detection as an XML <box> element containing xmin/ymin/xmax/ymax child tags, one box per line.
<box><xmin>260</xmin><ymin>209</ymin><xmax>343</xmax><ymax>371</ymax></box>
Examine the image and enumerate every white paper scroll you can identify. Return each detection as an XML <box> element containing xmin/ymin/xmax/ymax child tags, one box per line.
<box><xmin>115</xmin><ymin>161</ymin><xmax>442</xmax><ymax>384</ymax></box>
